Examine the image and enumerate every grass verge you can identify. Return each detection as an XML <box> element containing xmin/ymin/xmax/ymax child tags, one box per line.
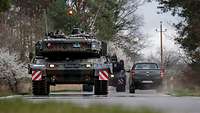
<box><xmin>0</xmin><ymin>92</ymin><xmax>12</xmax><ymax>97</ymax></box>
<box><xmin>0</xmin><ymin>98</ymin><xmax>162</xmax><ymax>113</ymax></box>
<box><xmin>169</xmin><ymin>88</ymin><xmax>200</xmax><ymax>96</ymax></box>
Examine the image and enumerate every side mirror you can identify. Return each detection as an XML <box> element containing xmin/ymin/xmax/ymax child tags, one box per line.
<box><xmin>29</xmin><ymin>52</ymin><xmax>34</xmax><ymax>62</ymax></box>
<box><xmin>101</xmin><ymin>41</ymin><xmax>107</xmax><ymax>56</ymax></box>
<box><xmin>28</xmin><ymin>64</ymin><xmax>32</xmax><ymax>74</ymax></box>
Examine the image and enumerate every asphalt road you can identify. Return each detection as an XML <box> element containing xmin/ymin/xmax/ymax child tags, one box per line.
<box><xmin>19</xmin><ymin>88</ymin><xmax>200</xmax><ymax>113</ymax></box>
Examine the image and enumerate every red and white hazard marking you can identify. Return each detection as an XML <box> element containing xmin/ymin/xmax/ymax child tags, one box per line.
<box><xmin>99</xmin><ymin>70</ymin><xmax>109</xmax><ymax>80</ymax></box>
<box><xmin>32</xmin><ymin>70</ymin><xmax>42</xmax><ymax>81</ymax></box>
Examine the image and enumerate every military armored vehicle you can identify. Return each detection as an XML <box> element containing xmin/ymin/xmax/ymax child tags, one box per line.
<box><xmin>28</xmin><ymin>28</ymin><xmax>112</xmax><ymax>95</ymax></box>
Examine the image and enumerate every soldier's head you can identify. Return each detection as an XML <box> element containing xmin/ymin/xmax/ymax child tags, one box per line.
<box><xmin>119</xmin><ymin>60</ymin><xmax>124</xmax><ymax>67</ymax></box>
<box><xmin>72</xmin><ymin>28</ymin><xmax>81</xmax><ymax>34</ymax></box>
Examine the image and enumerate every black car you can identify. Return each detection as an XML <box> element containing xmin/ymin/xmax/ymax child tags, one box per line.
<box><xmin>129</xmin><ymin>63</ymin><xmax>164</xmax><ymax>93</ymax></box>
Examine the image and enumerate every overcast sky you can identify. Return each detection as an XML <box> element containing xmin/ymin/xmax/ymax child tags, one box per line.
<box><xmin>136</xmin><ymin>1</ymin><xmax>182</xmax><ymax>56</ymax></box>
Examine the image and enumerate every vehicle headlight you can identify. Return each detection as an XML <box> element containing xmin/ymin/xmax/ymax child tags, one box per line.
<box><xmin>49</xmin><ymin>64</ymin><xmax>55</xmax><ymax>68</ymax></box>
<box><xmin>111</xmin><ymin>74</ymin><xmax>114</xmax><ymax>78</ymax></box>
<box><xmin>86</xmin><ymin>64</ymin><xmax>91</xmax><ymax>68</ymax></box>
<box><xmin>92</xmin><ymin>43</ymin><xmax>96</xmax><ymax>48</ymax></box>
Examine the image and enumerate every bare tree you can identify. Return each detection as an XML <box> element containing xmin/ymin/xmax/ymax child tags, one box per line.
<box><xmin>0</xmin><ymin>1</ymin><xmax>53</xmax><ymax>61</ymax></box>
<box><xmin>147</xmin><ymin>48</ymin><xmax>181</xmax><ymax>69</ymax></box>
<box><xmin>112</xmin><ymin>0</ymin><xmax>146</xmax><ymax>61</ymax></box>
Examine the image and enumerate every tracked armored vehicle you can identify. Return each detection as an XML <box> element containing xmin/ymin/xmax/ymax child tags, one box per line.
<box><xmin>28</xmin><ymin>28</ymin><xmax>111</xmax><ymax>95</ymax></box>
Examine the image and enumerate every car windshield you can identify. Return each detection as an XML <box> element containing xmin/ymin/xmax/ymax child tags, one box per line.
<box><xmin>135</xmin><ymin>63</ymin><xmax>158</xmax><ymax>69</ymax></box>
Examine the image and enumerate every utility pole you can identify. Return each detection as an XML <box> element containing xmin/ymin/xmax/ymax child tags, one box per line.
<box><xmin>156</xmin><ymin>21</ymin><xmax>167</xmax><ymax>70</ymax></box>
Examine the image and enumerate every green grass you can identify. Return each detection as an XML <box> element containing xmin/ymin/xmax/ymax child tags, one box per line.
<box><xmin>169</xmin><ymin>88</ymin><xmax>200</xmax><ymax>97</ymax></box>
<box><xmin>0</xmin><ymin>98</ymin><xmax>162</xmax><ymax>113</ymax></box>
<box><xmin>0</xmin><ymin>91</ymin><xmax>31</xmax><ymax>97</ymax></box>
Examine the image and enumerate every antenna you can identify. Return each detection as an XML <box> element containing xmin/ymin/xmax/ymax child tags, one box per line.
<box><xmin>90</xmin><ymin>6</ymin><xmax>101</xmax><ymax>33</ymax></box>
<box><xmin>44</xmin><ymin>9</ymin><xmax>48</xmax><ymax>33</ymax></box>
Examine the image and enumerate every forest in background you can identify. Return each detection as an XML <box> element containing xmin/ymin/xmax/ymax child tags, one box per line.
<box><xmin>0</xmin><ymin>0</ymin><xmax>144</xmax><ymax>62</ymax></box>
<box><xmin>0</xmin><ymin>0</ymin><xmax>144</xmax><ymax>94</ymax></box>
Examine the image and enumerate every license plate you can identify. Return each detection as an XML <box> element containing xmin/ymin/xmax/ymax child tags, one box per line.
<box><xmin>142</xmin><ymin>81</ymin><xmax>153</xmax><ymax>83</ymax></box>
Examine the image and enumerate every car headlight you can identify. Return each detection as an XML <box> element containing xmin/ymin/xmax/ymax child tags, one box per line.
<box><xmin>49</xmin><ymin>64</ymin><xmax>55</xmax><ymax>68</ymax></box>
<box><xmin>92</xmin><ymin>43</ymin><xmax>96</xmax><ymax>48</ymax></box>
<box><xmin>111</xmin><ymin>74</ymin><xmax>114</xmax><ymax>78</ymax></box>
<box><xmin>86</xmin><ymin>64</ymin><xmax>91</xmax><ymax>68</ymax></box>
